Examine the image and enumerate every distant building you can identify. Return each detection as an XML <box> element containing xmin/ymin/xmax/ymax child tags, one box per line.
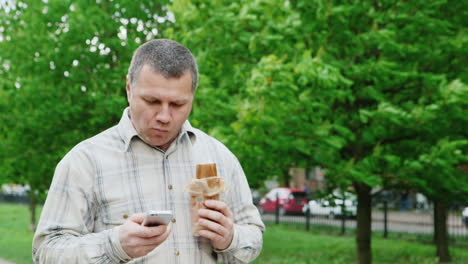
<box><xmin>288</xmin><ymin>166</ymin><xmax>326</xmax><ymax>193</ymax></box>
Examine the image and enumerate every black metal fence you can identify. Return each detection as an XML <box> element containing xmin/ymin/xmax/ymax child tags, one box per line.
<box><xmin>0</xmin><ymin>193</ymin><xmax>29</xmax><ymax>204</ymax></box>
<box><xmin>3</xmin><ymin>190</ymin><xmax>467</xmax><ymax>245</ymax></box>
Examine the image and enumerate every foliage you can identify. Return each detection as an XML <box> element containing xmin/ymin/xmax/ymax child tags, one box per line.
<box><xmin>166</xmin><ymin>0</ymin><xmax>468</xmax><ymax>193</ymax></box>
<box><xmin>0</xmin><ymin>0</ymin><xmax>172</xmax><ymax>198</ymax></box>
<box><xmin>166</xmin><ymin>0</ymin><xmax>350</xmax><ymax>186</ymax></box>
<box><xmin>3</xmin><ymin>0</ymin><xmax>464</xmax><ymax>202</ymax></box>
<box><xmin>165</xmin><ymin>1</ymin><xmax>467</xmax><ymax>262</ymax></box>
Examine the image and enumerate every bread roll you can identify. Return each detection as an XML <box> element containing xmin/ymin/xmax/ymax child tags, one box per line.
<box><xmin>187</xmin><ymin>163</ymin><xmax>224</xmax><ymax>236</ymax></box>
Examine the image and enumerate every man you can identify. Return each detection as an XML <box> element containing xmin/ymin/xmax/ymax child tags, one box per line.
<box><xmin>33</xmin><ymin>39</ymin><xmax>265</xmax><ymax>263</ymax></box>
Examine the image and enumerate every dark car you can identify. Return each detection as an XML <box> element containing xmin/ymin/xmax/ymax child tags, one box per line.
<box><xmin>259</xmin><ymin>187</ymin><xmax>308</xmax><ymax>215</ymax></box>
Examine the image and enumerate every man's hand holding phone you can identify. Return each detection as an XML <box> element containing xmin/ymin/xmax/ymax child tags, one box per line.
<box><xmin>119</xmin><ymin>211</ymin><xmax>173</xmax><ymax>259</ymax></box>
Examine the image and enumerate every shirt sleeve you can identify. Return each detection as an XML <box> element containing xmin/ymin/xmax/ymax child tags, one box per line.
<box><xmin>215</xmin><ymin>155</ymin><xmax>265</xmax><ymax>263</ymax></box>
<box><xmin>32</xmin><ymin>150</ymin><xmax>132</xmax><ymax>264</ymax></box>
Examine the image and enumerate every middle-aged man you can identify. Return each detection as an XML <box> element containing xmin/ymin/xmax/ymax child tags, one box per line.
<box><xmin>33</xmin><ymin>39</ymin><xmax>265</xmax><ymax>263</ymax></box>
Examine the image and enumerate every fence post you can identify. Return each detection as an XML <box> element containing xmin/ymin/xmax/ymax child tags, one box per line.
<box><xmin>275</xmin><ymin>192</ymin><xmax>279</xmax><ymax>225</ymax></box>
<box><xmin>341</xmin><ymin>212</ymin><xmax>346</xmax><ymax>235</ymax></box>
<box><xmin>339</xmin><ymin>200</ymin><xmax>346</xmax><ymax>235</ymax></box>
<box><xmin>383</xmin><ymin>200</ymin><xmax>388</xmax><ymax>238</ymax></box>
<box><xmin>306</xmin><ymin>202</ymin><xmax>311</xmax><ymax>231</ymax></box>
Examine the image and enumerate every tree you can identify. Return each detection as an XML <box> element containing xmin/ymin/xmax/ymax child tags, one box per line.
<box><xmin>401</xmin><ymin>80</ymin><xmax>468</xmax><ymax>262</ymax></box>
<box><xmin>166</xmin><ymin>1</ymin><xmax>467</xmax><ymax>263</ymax></box>
<box><xmin>0</xmin><ymin>0</ymin><xmax>172</xmax><ymax>229</ymax></box>
<box><xmin>166</xmin><ymin>0</ymin><xmax>348</xmax><ymax>187</ymax></box>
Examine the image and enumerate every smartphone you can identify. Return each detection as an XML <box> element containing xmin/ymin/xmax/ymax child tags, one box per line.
<box><xmin>142</xmin><ymin>210</ymin><xmax>173</xmax><ymax>227</ymax></box>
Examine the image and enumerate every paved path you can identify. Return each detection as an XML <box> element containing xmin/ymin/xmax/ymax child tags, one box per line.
<box><xmin>0</xmin><ymin>259</ymin><xmax>14</xmax><ymax>264</ymax></box>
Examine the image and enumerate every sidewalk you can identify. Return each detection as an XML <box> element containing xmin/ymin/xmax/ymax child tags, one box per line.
<box><xmin>372</xmin><ymin>210</ymin><xmax>464</xmax><ymax>227</ymax></box>
<box><xmin>0</xmin><ymin>259</ymin><xmax>14</xmax><ymax>264</ymax></box>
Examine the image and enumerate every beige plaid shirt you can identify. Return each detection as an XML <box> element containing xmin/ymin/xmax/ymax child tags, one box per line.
<box><xmin>33</xmin><ymin>108</ymin><xmax>264</xmax><ymax>264</ymax></box>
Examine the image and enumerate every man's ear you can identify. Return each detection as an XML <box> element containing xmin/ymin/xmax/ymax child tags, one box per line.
<box><xmin>125</xmin><ymin>76</ymin><xmax>131</xmax><ymax>102</ymax></box>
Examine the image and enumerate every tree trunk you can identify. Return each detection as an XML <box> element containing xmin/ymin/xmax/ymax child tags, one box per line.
<box><xmin>434</xmin><ymin>200</ymin><xmax>451</xmax><ymax>263</ymax></box>
<box><xmin>282</xmin><ymin>168</ymin><xmax>291</xmax><ymax>187</ymax></box>
<box><xmin>28</xmin><ymin>190</ymin><xmax>37</xmax><ymax>232</ymax></box>
<box><xmin>354</xmin><ymin>182</ymin><xmax>372</xmax><ymax>264</ymax></box>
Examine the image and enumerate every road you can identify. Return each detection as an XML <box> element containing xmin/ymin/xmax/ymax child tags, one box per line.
<box><xmin>261</xmin><ymin>210</ymin><xmax>468</xmax><ymax>236</ymax></box>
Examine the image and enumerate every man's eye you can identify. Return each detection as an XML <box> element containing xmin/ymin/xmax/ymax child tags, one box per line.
<box><xmin>171</xmin><ymin>103</ymin><xmax>184</xmax><ymax>107</ymax></box>
<box><xmin>144</xmin><ymin>99</ymin><xmax>158</xmax><ymax>104</ymax></box>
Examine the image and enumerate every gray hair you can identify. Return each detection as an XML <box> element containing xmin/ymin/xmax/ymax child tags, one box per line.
<box><xmin>127</xmin><ymin>39</ymin><xmax>198</xmax><ymax>92</ymax></box>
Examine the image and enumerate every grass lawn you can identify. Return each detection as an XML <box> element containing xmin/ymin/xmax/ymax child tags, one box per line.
<box><xmin>0</xmin><ymin>203</ymin><xmax>38</xmax><ymax>264</ymax></box>
<box><xmin>254</xmin><ymin>225</ymin><xmax>468</xmax><ymax>264</ymax></box>
<box><xmin>1</xmin><ymin>202</ymin><xmax>468</xmax><ymax>264</ymax></box>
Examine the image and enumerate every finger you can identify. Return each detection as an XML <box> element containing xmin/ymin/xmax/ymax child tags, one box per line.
<box><xmin>198</xmin><ymin>218</ymin><xmax>227</xmax><ymax>237</ymax></box>
<box><xmin>139</xmin><ymin>225</ymin><xmax>169</xmax><ymax>238</ymax></box>
<box><xmin>128</xmin><ymin>221</ymin><xmax>169</xmax><ymax>238</ymax></box>
<box><xmin>198</xmin><ymin>208</ymin><xmax>228</xmax><ymax>226</ymax></box>
<box><xmin>198</xmin><ymin>229</ymin><xmax>224</xmax><ymax>243</ymax></box>
<box><xmin>158</xmin><ymin>224</ymin><xmax>172</xmax><ymax>242</ymax></box>
<box><xmin>134</xmin><ymin>225</ymin><xmax>172</xmax><ymax>246</ymax></box>
<box><xmin>204</xmin><ymin>200</ymin><xmax>233</xmax><ymax>219</ymax></box>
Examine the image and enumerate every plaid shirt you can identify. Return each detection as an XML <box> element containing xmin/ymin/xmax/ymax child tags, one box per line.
<box><xmin>33</xmin><ymin>108</ymin><xmax>265</xmax><ymax>264</ymax></box>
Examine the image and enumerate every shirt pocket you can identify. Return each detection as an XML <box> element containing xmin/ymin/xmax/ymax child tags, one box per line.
<box><xmin>101</xmin><ymin>201</ymin><xmax>130</xmax><ymax>227</ymax></box>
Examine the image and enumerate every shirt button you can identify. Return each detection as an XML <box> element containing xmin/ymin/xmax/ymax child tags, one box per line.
<box><xmin>122</xmin><ymin>214</ymin><xmax>128</xmax><ymax>219</ymax></box>
<box><xmin>171</xmin><ymin>218</ymin><xmax>176</xmax><ymax>223</ymax></box>
<box><xmin>175</xmin><ymin>250</ymin><xmax>180</xmax><ymax>256</ymax></box>
<box><xmin>168</xmin><ymin>185</ymin><xmax>173</xmax><ymax>190</ymax></box>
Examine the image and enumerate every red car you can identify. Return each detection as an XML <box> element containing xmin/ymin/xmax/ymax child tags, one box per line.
<box><xmin>259</xmin><ymin>188</ymin><xmax>308</xmax><ymax>215</ymax></box>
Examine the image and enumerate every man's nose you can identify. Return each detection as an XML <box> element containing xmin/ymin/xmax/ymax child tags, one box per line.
<box><xmin>156</xmin><ymin>104</ymin><xmax>171</xmax><ymax>123</ymax></box>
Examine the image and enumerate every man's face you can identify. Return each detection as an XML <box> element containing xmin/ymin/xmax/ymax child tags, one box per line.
<box><xmin>126</xmin><ymin>64</ymin><xmax>193</xmax><ymax>151</ymax></box>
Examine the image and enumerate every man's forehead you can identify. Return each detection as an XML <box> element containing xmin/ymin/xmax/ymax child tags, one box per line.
<box><xmin>142</xmin><ymin>64</ymin><xmax>192</xmax><ymax>81</ymax></box>
<box><xmin>135</xmin><ymin>85</ymin><xmax>193</xmax><ymax>101</ymax></box>
<box><xmin>138</xmin><ymin>87</ymin><xmax>191</xmax><ymax>96</ymax></box>
<box><xmin>133</xmin><ymin>65</ymin><xmax>192</xmax><ymax>89</ymax></box>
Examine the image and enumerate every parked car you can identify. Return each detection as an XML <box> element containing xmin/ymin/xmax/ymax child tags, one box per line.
<box><xmin>303</xmin><ymin>198</ymin><xmax>357</xmax><ymax>219</ymax></box>
<box><xmin>259</xmin><ymin>188</ymin><xmax>308</xmax><ymax>215</ymax></box>
<box><xmin>463</xmin><ymin>207</ymin><xmax>468</xmax><ymax>227</ymax></box>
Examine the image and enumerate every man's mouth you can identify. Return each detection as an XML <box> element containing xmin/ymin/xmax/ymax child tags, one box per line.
<box><xmin>153</xmin><ymin>128</ymin><xmax>169</xmax><ymax>135</ymax></box>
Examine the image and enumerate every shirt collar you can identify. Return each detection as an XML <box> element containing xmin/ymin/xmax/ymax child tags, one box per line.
<box><xmin>117</xmin><ymin>107</ymin><xmax>139</xmax><ymax>152</ymax></box>
<box><xmin>117</xmin><ymin>107</ymin><xmax>197</xmax><ymax>152</ymax></box>
<box><xmin>179</xmin><ymin>118</ymin><xmax>197</xmax><ymax>145</ymax></box>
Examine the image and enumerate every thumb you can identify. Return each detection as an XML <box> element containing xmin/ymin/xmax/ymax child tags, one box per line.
<box><xmin>128</xmin><ymin>212</ymin><xmax>145</xmax><ymax>224</ymax></box>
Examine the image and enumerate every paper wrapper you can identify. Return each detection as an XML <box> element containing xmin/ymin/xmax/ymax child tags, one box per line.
<box><xmin>186</xmin><ymin>163</ymin><xmax>225</xmax><ymax>236</ymax></box>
